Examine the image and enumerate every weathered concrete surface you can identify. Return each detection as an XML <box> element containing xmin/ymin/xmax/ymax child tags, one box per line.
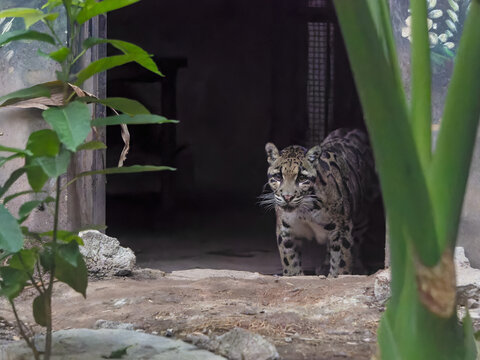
<box><xmin>0</xmin><ymin>328</ymin><xmax>226</xmax><ymax>360</ymax></box>
<box><xmin>79</xmin><ymin>230</ymin><xmax>136</xmax><ymax>278</ymax></box>
<box><xmin>0</xmin><ymin>269</ymin><xmax>382</xmax><ymax>360</ymax></box>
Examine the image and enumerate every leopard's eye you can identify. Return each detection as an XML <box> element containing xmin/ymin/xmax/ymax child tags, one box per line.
<box><xmin>270</xmin><ymin>173</ymin><xmax>282</xmax><ymax>182</ymax></box>
<box><xmin>297</xmin><ymin>174</ymin><xmax>309</xmax><ymax>183</ymax></box>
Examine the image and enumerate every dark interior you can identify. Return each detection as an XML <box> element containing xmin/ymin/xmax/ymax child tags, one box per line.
<box><xmin>105</xmin><ymin>0</ymin><xmax>384</xmax><ymax>275</ymax></box>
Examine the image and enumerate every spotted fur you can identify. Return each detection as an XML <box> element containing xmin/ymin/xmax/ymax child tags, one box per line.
<box><xmin>262</xmin><ymin>129</ymin><xmax>378</xmax><ymax>277</ymax></box>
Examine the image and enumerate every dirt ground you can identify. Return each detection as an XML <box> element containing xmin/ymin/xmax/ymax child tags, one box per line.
<box><xmin>0</xmin><ymin>269</ymin><xmax>383</xmax><ymax>360</ymax></box>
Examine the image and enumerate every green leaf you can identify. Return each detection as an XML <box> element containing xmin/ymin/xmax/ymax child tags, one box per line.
<box><xmin>0</xmin><ymin>8</ymin><xmax>58</xmax><ymax>29</ymax></box>
<box><xmin>42</xmin><ymin>0</ymin><xmax>63</xmax><ymax>10</ymax></box>
<box><xmin>25</xmin><ymin>164</ymin><xmax>49</xmax><ymax>192</ymax></box>
<box><xmin>0</xmin><ymin>84</ymin><xmax>51</xmax><ymax>107</ymax></box>
<box><xmin>77</xmin><ymin>96</ymin><xmax>150</xmax><ymax>116</ymax></box>
<box><xmin>76</xmin><ymin>0</ymin><xmax>140</xmax><ymax>24</ymax></box>
<box><xmin>26</xmin><ymin>129</ymin><xmax>60</xmax><ymax>157</ymax></box>
<box><xmin>55</xmin><ymin>245</ymin><xmax>87</xmax><ymax>297</ymax></box>
<box><xmin>75</xmin><ymin>54</ymin><xmax>139</xmax><ymax>85</ymax></box>
<box><xmin>32</xmin><ymin>294</ymin><xmax>48</xmax><ymax>326</ymax></box>
<box><xmin>40</xmin><ymin>230</ymin><xmax>83</xmax><ymax>245</ymax></box>
<box><xmin>77</xmin><ymin>140</ymin><xmax>107</xmax><ymax>151</ymax></box>
<box><xmin>0</xmin><ymin>267</ymin><xmax>29</xmax><ymax>300</ymax></box>
<box><xmin>9</xmin><ymin>249</ymin><xmax>37</xmax><ymax>274</ymax></box>
<box><xmin>82</xmin><ymin>38</ymin><xmax>162</xmax><ymax>77</ymax></box>
<box><xmin>18</xmin><ymin>200</ymin><xmax>42</xmax><ymax>219</ymax></box>
<box><xmin>39</xmin><ymin>245</ymin><xmax>54</xmax><ymax>271</ymax></box>
<box><xmin>0</xmin><ymin>167</ymin><xmax>27</xmax><ymax>199</ymax></box>
<box><xmin>0</xmin><ymin>29</ymin><xmax>55</xmax><ymax>48</ymax></box>
<box><xmin>42</xmin><ymin>101</ymin><xmax>92</xmax><ymax>152</ymax></box>
<box><xmin>92</xmin><ymin>114</ymin><xmax>176</xmax><ymax>126</ymax></box>
<box><xmin>102</xmin><ymin>346</ymin><xmax>132</xmax><ymax>359</ymax></box>
<box><xmin>47</xmin><ymin>47</ymin><xmax>71</xmax><ymax>63</ymax></box>
<box><xmin>0</xmin><ymin>204</ymin><xmax>24</xmax><ymax>253</ymax></box>
<box><xmin>64</xmin><ymin>165</ymin><xmax>175</xmax><ymax>190</ymax></box>
<box><xmin>76</xmin><ymin>165</ymin><xmax>175</xmax><ymax>179</ymax></box>
<box><xmin>33</xmin><ymin>148</ymin><xmax>72</xmax><ymax>178</ymax></box>
<box><xmin>57</xmin><ymin>240</ymin><xmax>80</xmax><ymax>267</ymax></box>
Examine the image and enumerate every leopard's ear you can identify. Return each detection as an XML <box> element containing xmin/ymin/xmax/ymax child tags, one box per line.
<box><xmin>265</xmin><ymin>143</ymin><xmax>279</xmax><ymax>165</ymax></box>
<box><xmin>306</xmin><ymin>145</ymin><xmax>321</xmax><ymax>163</ymax></box>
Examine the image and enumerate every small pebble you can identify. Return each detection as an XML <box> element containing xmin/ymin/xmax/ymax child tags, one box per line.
<box><xmin>284</xmin><ymin>337</ymin><xmax>292</xmax><ymax>343</ymax></box>
<box><xmin>241</xmin><ymin>307</ymin><xmax>257</xmax><ymax>315</ymax></box>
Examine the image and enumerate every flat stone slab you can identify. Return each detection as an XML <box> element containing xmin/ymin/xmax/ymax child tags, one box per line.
<box><xmin>0</xmin><ymin>328</ymin><xmax>226</xmax><ymax>360</ymax></box>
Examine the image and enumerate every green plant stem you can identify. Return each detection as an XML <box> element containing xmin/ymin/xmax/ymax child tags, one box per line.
<box><xmin>410</xmin><ymin>0</ymin><xmax>432</xmax><ymax>169</ymax></box>
<box><xmin>72</xmin><ymin>48</ymin><xmax>87</xmax><ymax>65</ymax></box>
<box><xmin>45</xmin><ymin>20</ymin><xmax>63</xmax><ymax>47</ymax></box>
<box><xmin>429</xmin><ymin>0</ymin><xmax>480</xmax><ymax>251</ymax></box>
<box><xmin>36</xmin><ymin>260</ymin><xmax>47</xmax><ymax>293</ymax></box>
<box><xmin>17</xmin><ymin>253</ymin><xmax>43</xmax><ymax>296</ymax></box>
<box><xmin>10</xmin><ymin>300</ymin><xmax>40</xmax><ymax>360</ymax></box>
<box><xmin>43</xmin><ymin>176</ymin><xmax>61</xmax><ymax>360</ymax></box>
<box><xmin>333</xmin><ymin>0</ymin><xmax>440</xmax><ymax>266</ymax></box>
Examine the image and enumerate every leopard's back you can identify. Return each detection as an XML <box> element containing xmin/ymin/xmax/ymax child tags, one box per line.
<box><xmin>316</xmin><ymin>128</ymin><xmax>378</xmax><ymax>220</ymax></box>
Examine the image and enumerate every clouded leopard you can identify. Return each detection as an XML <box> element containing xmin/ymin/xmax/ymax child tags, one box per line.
<box><xmin>262</xmin><ymin>128</ymin><xmax>379</xmax><ymax>277</ymax></box>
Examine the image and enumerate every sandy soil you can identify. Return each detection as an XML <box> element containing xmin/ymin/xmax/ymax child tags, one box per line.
<box><xmin>0</xmin><ymin>269</ymin><xmax>383</xmax><ymax>360</ymax></box>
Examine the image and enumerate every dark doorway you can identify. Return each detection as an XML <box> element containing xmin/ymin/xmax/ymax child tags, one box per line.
<box><xmin>105</xmin><ymin>0</ymin><xmax>384</xmax><ymax>275</ymax></box>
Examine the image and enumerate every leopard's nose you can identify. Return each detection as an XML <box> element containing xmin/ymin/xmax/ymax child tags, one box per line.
<box><xmin>283</xmin><ymin>195</ymin><xmax>293</xmax><ymax>202</ymax></box>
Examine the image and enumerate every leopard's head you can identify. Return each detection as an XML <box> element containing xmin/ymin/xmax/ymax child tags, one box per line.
<box><xmin>263</xmin><ymin>143</ymin><xmax>321</xmax><ymax>210</ymax></box>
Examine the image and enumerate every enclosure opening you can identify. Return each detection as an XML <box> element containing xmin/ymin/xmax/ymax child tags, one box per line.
<box><xmin>105</xmin><ymin>0</ymin><xmax>385</xmax><ymax>275</ymax></box>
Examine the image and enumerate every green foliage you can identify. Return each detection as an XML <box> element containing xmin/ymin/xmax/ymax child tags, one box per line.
<box><xmin>32</xmin><ymin>294</ymin><xmax>48</xmax><ymax>326</ymax></box>
<box><xmin>77</xmin><ymin>97</ymin><xmax>150</xmax><ymax>115</ymax></box>
<box><xmin>76</xmin><ymin>0</ymin><xmax>140</xmax><ymax>25</ymax></box>
<box><xmin>42</xmin><ymin>101</ymin><xmax>91</xmax><ymax>152</ymax></box>
<box><xmin>0</xmin><ymin>29</ymin><xmax>55</xmax><ymax>47</ymax></box>
<box><xmin>333</xmin><ymin>0</ymin><xmax>480</xmax><ymax>358</ymax></box>
<box><xmin>0</xmin><ymin>1</ymin><xmax>174</xmax><ymax>359</ymax></box>
<box><xmin>92</xmin><ymin>114</ymin><xmax>176</xmax><ymax>126</ymax></box>
<box><xmin>0</xmin><ymin>204</ymin><xmax>24</xmax><ymax>252</ymax></box>
<box><xmin>0</xmin><ymin>84</ymin><xmax>51</xmax><ymax>107</ymax></box>
<box><xmin>102</xmin><ymin>346</ymin><xmax>133</xmax><ymax>359</ymax></box>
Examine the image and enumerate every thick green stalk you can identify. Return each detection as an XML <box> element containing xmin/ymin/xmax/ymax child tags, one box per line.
<box><xmin>333</xmin><ymin>0</ymin><xmax>440</xmax><ymax>266</ymax></box>
<box><xmin>429</xmin><ymin>0</ymin><xmax>480</xmax><ymax>251</ymax></box>
<box><xmin>410</xmin><ymin>0</ymin><xmax>432</xmax><ymax>169</ymax></box>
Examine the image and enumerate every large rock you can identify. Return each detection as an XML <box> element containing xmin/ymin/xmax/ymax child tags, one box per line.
<box><xmin>79</xmin><ymin>230</ymin><xmax>136</xmax><ymax>278</ymax></box>
<box><xmin>187</xmin><ymin>327</ymin><xmax>279</xmax><ymax>360</ymax></box>
<box><xmin>0</xmin><ymin>328</ymin><xmax>226</xmax><ymax>360</ymax></box>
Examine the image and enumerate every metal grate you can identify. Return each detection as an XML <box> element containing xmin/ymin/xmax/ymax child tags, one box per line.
<box><xmin>307</xmin><ymin>21</ymin><xmax>334</xmax><ymax>147</ymax></box>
